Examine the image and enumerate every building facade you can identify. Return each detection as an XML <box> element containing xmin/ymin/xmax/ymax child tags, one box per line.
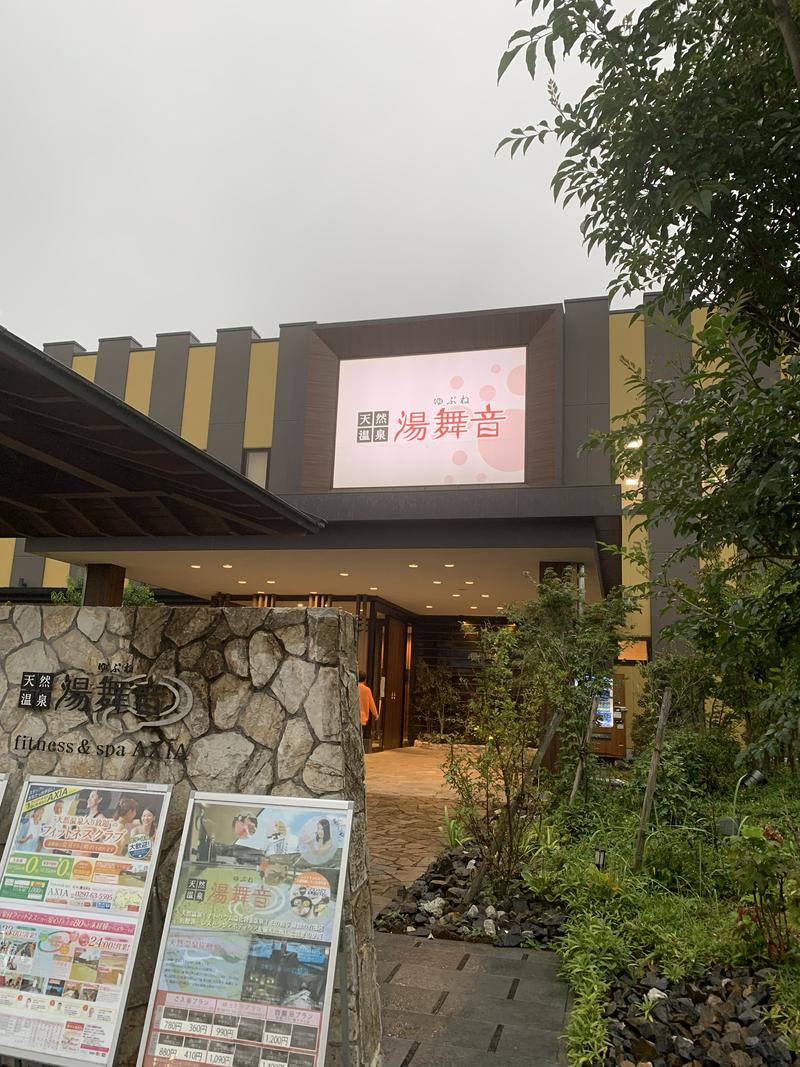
<box><xmin>2</xmin><ymin>298</ymin><xmax>692</xmax><ymax>753</ymax></box>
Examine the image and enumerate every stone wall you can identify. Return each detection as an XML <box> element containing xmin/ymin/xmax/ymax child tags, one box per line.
<box><xmin>0</xmin><ymin>604</ymin><xmax>381</xmax><ymax>1067</ymax></box>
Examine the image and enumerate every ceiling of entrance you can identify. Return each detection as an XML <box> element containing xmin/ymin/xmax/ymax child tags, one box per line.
<box><xmin>42</xmin><ymin>546</ymin><xmax>601</xmax><ymax>616</ymax></box>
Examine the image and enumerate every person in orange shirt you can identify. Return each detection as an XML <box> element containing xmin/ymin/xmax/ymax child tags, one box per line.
<box><xmin>358</xmin><ymin>671</ymin><xmax>378</xmax><ymax>728</ymax></box>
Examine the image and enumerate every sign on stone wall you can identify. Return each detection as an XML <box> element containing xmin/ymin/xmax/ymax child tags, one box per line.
<box><xmin>137</xmin><ymin>792</ymin><xmax>353</xmax><ymax>1067</ymax></box>
<box><xmin>0</xmin><ymin>604</ymin><xmax>381</xmax><ymax>1067</ymax></box>
<box><xmin>0</xmin><ymin>775</ymin><xmax>170</xmax><ymax>1067</ymax></box>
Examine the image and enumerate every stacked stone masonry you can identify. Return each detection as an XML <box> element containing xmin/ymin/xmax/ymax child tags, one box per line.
<box><xmin>0</xmin><ymin>604</ymin><xmax>382</xmax><ymax>1067</ymax></box>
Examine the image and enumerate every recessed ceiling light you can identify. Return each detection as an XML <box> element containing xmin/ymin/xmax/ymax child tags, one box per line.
<box><xmin>339</xmin><ymin>572</ymin><xmax>349</xmax><ymax>577</ymax></box>
<box><xmin>470</xmin><ymin>605</ymin><xmax>478</xmax><ymax>610</ymax></box>
<box><xmin>425</xmin><ymin>604</ymin><xmax>434</xmax><ymax>609</ymax></box>
<box><xmin>481</xmin><ymin>593</ymin><xmax>490</xmax><ymax>598</ymax></box>
<box><xmin>222</xmin><ymin>563</ymin><xmax>233</xmax><ymax>569</ymax></box>
<box><xmin>464</xmin><ymin>580</ymin><xmax>474</xmax><ymax>585</ymax></box>
<box><xmin>452</xmin><ymin>593</ymin><xmax>460</xmax><ymax>598</ymax></box>
<box><xmin>257</xmin><ymin>590</ymin><xmax>265</xmax><ymax>594</ymax></box>
<box><xmin>408</xmin><ymin>563</ymin><xmax>419</xmax><ymax>569</ymax></box>
<box><xmin>267</xmin><ymin>579</ymin><xmax>276</xmax><ymax>585</ymax></box>
<box><xmin>296</xmin><ymin>602</ymin><xmax>304</xmax><ymax>607</ymax></box>
<box><xmin>497</xmin><ymin>606</ymin><xmax>503</xmax><ymax>611</ymax></box>
<box><xmin>237</xmin><ymin>579</ymin><xmax>247</xmax><ymax>585</ymax></box>
<box><xmin>190</xmin><ymin>564</ymin><xmax>201</xmax><ymax>569</ymax></box>
<box><xmin>369</xmin><ymin>586</ymin><xmax>378</xmax><ymax>591</ymax></box>
<box><xmin>433</xmin><ymin>580</ymin><xmax>442</xmax><ymax>585</ymax></box>
<box><xmin>444</xmin><ymin>563</ymin><xmax>455</xmax><ymax>568</ymax></box>
<box><xmin>309</xmin><ymin>591</ymin><xmax>318</xmax><ymax>595</ymax></box>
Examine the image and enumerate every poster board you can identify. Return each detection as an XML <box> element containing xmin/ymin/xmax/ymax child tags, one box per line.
<box><xmin>0</xmin><ymin>775</ymin><xmax>171</xmax><ymax>1067</ymax></box>
<box><xmin>137</xmin><ymin>792</ymin><xmax>354</xmax><ymax>1067</ymax></box>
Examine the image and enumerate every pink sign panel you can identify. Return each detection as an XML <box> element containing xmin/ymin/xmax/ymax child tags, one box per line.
<box><xmin>332</xmin><ymin>348</ymin><xmax>527</xmax><ymax>488</ymax></box>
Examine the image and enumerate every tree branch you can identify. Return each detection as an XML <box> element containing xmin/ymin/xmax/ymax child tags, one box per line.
<box><xmin>770</xmin><ymin>0</ymin><xmax>800</xmax><ymax>91</ymax></box>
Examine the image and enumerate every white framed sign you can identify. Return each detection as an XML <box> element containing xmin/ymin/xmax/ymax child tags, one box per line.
<box><xmin>0</xmin><ymin>775</ymin><xmax>172</xmax><ymax>1067</ymax></box>
<box><xmin>137</xmin><ymin>792</ymin><xmax>354</xmax><ymax>1067</ymax></box>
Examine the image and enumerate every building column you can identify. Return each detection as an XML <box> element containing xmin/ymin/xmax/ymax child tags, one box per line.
<box><xmin>83</xmin><ymin>564</ymin><xmax>126</xmax><ymax>606</ymax></box>
<box><xmin>43</xmin><ymin>341</ymin><xmax>86</xmax><ymax>367</ymax></box>
<box><xmin>94</xmin><ymin>336</ymin><xmax>142</xmax><ymax>398</ymax></box>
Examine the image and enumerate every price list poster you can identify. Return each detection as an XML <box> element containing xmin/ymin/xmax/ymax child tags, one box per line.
<box><xmin>137</xmin><ymin>793</ymin><xmax>354</xmax><ymax>1067</ymax></box>
<box><xmin>0</xmin><ymin>775</ymin><xmax>171</xmax><ymax>1067</ymax></box>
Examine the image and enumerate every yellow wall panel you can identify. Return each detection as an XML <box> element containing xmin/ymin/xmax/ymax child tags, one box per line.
<box><xmin>124</xmin><ymin>349</ymin><xmax>155</xmax><ymax>414</ymax></box>
<box><xmin>609</xmin><ymin>312</ymin><xmax>651</xmax><ymax>637</ymax></box>
<box><xmin>0</xmin><ymin>539</ymin><xmax>15</xmax><ymax>586</ymax></box>
<box><xmin>181</xmin><ymin>346</ymin><xmax>216</xmax><ymax>449</ymax></box>
<box><xmin>71</xmin><ymin>354</ymin><xmax>97</xmax><ymax>381</ymax></box>
<box><xmin>244</xmin><ymin>341</ymin><xmax>279</xmax><ymax>449</ymax></box>
<box><xmin>42</xmin><ymin>558</ymin><xmax>70</xmax><ymax>588</ymax></box>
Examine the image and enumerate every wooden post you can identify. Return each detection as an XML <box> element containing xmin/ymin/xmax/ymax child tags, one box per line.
<box><xmin>569</xmin><ymin>696</ymin><xmax>599</xmax><ymax>806</ymax></box>
<box><xmin>632</xmin><ymin>687</ymin><xmax>672</xmax><ymax>873</ymax></box>
<box><xmin>82</xmin><ymin>563</ymin><xmax>126</xmax><ymax>606</ymax></box>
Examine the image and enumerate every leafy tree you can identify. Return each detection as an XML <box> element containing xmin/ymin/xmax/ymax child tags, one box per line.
<box><xmin>445</xmin><ymin>569</ymin><xmax>629</xmax><ymax>895</ymax></box>
<box><xmin>412</xmin><ymin>660</ymin><xmax>461</xmax><ymax>740</ymax></box>
<box><xmin>499</xmin><ymin>1</ymin><xmax>800</xmax><ymax>761</ymax></box>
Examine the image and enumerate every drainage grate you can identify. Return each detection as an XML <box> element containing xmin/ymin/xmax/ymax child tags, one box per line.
<box><xmin>455</xmin><ymin>953</ymin><xmax>470</xmax><ymax>971</ymax></box>
<box><xmin>431</xmin><ymin>991</ymin><xmax>449</xmax><ymax>1015</ymax></box>
<box><xmin>507</xmin><ymin>978</ymin><xmax>520</xmax><ymax>1000</ymax></box>
<box><xmin>399</xmin><ymin>1040</ymin><xmax>421</xmax><ymax>1066</ymax></box>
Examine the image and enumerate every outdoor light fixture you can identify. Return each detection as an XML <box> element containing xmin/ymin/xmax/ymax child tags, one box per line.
<box><xmin>222</xmin><ymin>563</ymin><xmax>233</xmax><ymax>569</ymax></box>
<box><xmin>593</xmin><ymin>848</ymin><xmax>606</xmax><ymax>870</ymax></box>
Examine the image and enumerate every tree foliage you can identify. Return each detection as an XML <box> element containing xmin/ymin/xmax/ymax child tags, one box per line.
<box><xmin>499</xmin><ymin>0</ymin><xmax>800</xmax><ymax>761</ymax></box>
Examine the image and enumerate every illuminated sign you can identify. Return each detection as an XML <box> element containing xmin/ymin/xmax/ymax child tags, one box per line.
<box><xmin>332</xmin><ymin>348</ymin><xmax>526</xmax><ymax>488</ymax></box>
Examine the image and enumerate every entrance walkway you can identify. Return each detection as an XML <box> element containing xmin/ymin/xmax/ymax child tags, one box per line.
<box><xmin>376</xmin><ymin>932</ymin><xmax>568</xmax><ymax>1067</ymax></box>
<box><xmin>364</xmin><ymin>745</ymin><xmax>453</xmax><ymax>912</ymax></box>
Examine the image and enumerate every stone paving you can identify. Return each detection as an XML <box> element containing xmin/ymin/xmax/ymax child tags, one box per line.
<box><xmin>365</xmin><ymin>747</ymin><xmax>569</xmax><ymax>1066</ymax></box>
<box><xmin>364</xmin><ymin>745</ymin><xmax>454</xmax><ymax>912</ymax></box>
<box><xmin>375</xmin><ymin>932</ymin><xmax>569</xmax><ymax>1067</ymax></box>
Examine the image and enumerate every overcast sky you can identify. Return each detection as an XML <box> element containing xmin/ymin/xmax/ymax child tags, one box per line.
<box><xmin>0</xmin><ymin>1</ymin><xmax>611</xmax><ymax>349</ymax></box>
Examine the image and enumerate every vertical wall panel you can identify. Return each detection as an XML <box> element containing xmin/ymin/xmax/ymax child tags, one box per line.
<box><xmin>525</xmin><ymin>308</ymin><xmax>561</xmax><ymax>486</ymax></box>
<box><xmin>43</xmin><ymin>341</ymin><xmax>86</xmax><ymax>366</ymax></box>
<box><xmin>181</xmin><ymin>346</ymin><xmax>216</xmax><ymax>449</ymax></box>
<box><xmin>71</xmin><ymin>354</ymin><xmax>97</xmax><ymax>381</ymax></box>
<box><xmin>42</xmin><ymin>558</ymin><xmax>71</xmax><ymax>588</ymax></box>
<box><xmin>563</xmin><ymin>298</ymin><xmax>610</xmax><ymax>486</ymax></box>
<box><xmin>124</xmin><ymin>350</ymin><xmax>155</xmax><ymax>414</ymax></box>
<box><xmin>243</xmin><ymin>341</ymin><xmax>279</xmax><ymax>449</ymax></box>
<box><xmin>0</xmin><ymin>540</ymin><xmax>15</xmax><ymax>586</ymax></box>
<box><xmin>94</xmin><ymin>336</ymin><xmax>141</xmax><ymax>398</ymax></box>
<box><xmin>149</xmin><ymin>332</ymin><xmax>199</xmax><ymax>434</ymax></box>
<box><xmin>10</xmin><ymin>541</ymin><xmax>44</xmax><ymax>588</ymax></box>
<box><xmin>645</xmin><ymin>307</ymin><xmax>694</xmax><ymax>649</ymax></box>
<box><xmin>609</xmin><ymin>312</ymin><xmax>650</xmax><ymax>637</ymax></box>
<box><xmin>269</xmin><ymin>323</ymin><xmax>314</xmax><ymax>494</ymax></box>
<box><xmin>206</xmin><ymin>327</ymin><xmax>259</xmax><ymax>470</ymax></box>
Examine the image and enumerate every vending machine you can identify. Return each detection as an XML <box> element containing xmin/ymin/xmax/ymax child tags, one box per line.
<box><xmin>590</xmin><ymin>674</ymin><xmax>628</xmax><ymax>760</ymax></box>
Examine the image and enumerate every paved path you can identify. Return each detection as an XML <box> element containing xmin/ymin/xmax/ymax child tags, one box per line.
<box><xmin>376</xmin><ymin>932</ymin><xmax>569</xmax><ymax>1067</ymax></box>
<box><xmin>364</xmin><ymin>746</ymin><xmax>454</xmax><ymax>912</ymax></box>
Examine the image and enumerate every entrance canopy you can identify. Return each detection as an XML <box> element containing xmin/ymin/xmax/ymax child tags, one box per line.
<box><xmin>0</xmin><ymin>326</ymin><xmax>322</xmax><ymax>540</ymax></box>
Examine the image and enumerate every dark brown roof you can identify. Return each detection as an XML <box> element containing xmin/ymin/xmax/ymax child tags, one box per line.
<box><xmin>0</xmin><ymin>326</ymin><xmax>323</xmax><ymax>539</ymax></box>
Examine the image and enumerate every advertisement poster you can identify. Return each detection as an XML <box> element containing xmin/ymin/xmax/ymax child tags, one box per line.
<box><xmin>332</xmin><ymin>347</ymin><xmax>527</xmax><ymax>489</ymax></box>
<box><xmin>0</xmin><ymin>776</ymin><xmax>171</xmax><ymax>1067</ymax></box>
<box><xmin>138</xmin><ymin>794</ymin><xmax>353</xmax><ymax>1067</ymax></box>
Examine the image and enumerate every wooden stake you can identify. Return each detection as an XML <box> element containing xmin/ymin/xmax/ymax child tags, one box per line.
<box><xmin>632</xmin><ymin>687</ymin><xmax>672</xmax><ymax>873</ymax></box>
<box><xmin>569</xmin><ymin>696</ymin><xmax>599</xmax><ymax>806</ymax></box>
